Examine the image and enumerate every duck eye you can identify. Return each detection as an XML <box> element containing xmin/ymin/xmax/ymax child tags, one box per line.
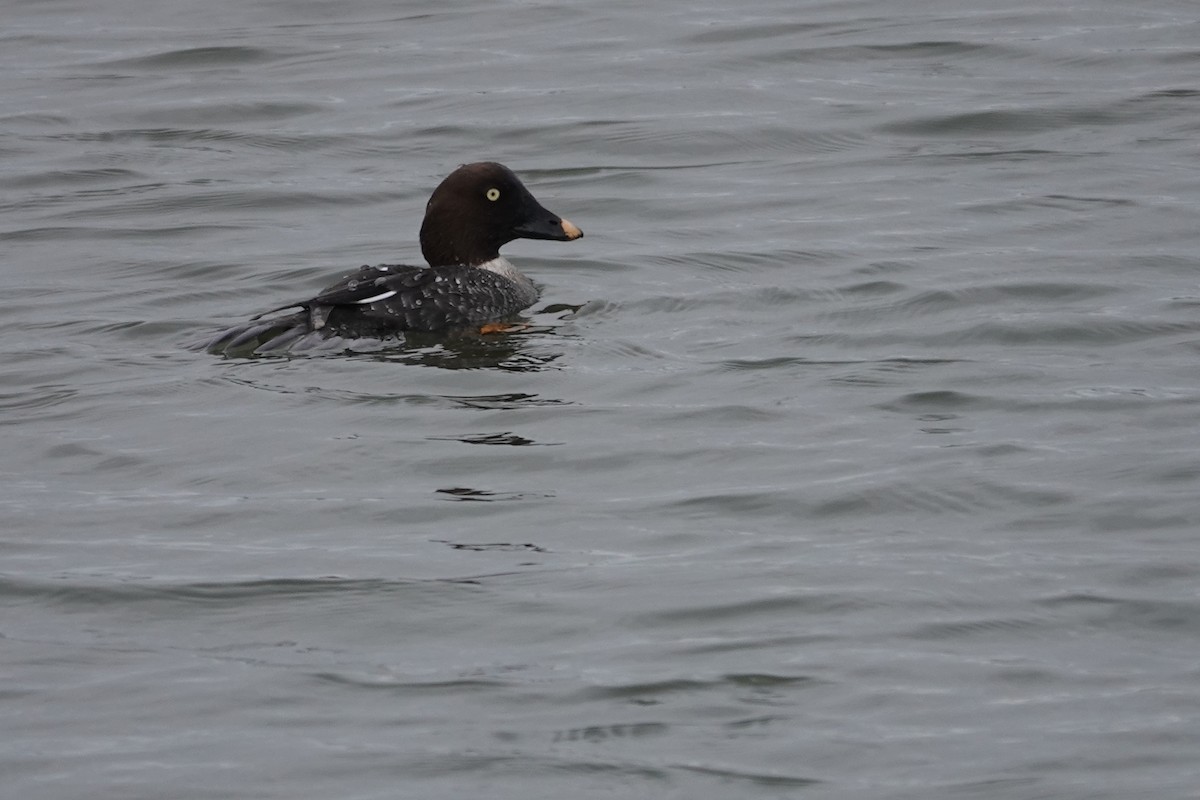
<box><xmin>485</xmin><ymin>188</ymin><xmax>501</xmax><ymax>201</ymax></box>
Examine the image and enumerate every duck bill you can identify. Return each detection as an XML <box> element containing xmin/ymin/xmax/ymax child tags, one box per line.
<box><xmin>514</xmin><ymin>207</ymin><xmax>584</xmax><ymax>242</ymax></box>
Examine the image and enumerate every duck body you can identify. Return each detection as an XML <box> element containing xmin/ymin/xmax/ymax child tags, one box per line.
<box><xmin>203</xmin><ymin>162</ymin><xmax>582</xmax><ymax>355</ymax></box>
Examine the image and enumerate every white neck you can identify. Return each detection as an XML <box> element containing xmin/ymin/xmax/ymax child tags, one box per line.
<box><xmin>476</xmin><ymin>256</ymin><xmax>522</xmax><ymax>280</ymax></box>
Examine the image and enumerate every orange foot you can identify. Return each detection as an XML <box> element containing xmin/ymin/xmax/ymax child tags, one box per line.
<box><xmin>478</xmin><ymin>321</ymin><xmax>528</xmax><ymax>335</ymax></box>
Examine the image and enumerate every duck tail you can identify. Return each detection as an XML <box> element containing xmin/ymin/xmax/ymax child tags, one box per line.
<box><xmin>196</xmin><ymin>311</ymin><xmax>310</xmax><ymax>356</ymax></box>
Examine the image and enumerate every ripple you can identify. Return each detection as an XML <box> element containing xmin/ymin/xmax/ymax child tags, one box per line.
<box><xmin>427</xmin><ymin>431</ymin><xmax>560</xmax><ymax>447</ymax></box>
<box><xmin>0</xmin><ymin>576</ymin><xmax>459</xmax><ymax>609</ymax></box>
<box><xmin>721</xmin><ymin>39</ymin><xmax>1023</xmax><ymax>69</ymax></box>
<box><xmin>675</xmin><ymin>763</ymin><xmax>821</xmax><ymax>789</ymax></box>
<box><xmin>551</xmin><ymin>722</ymin><xmax>670</xmax><ymax>744</ymax></box>
<box><xmin>431</xmin><ymin>536</ymin><xmax>548</xmax><ymax>551</ymax></box>
<box><xmin>636</xmin><ymin>594</ymin><xmax>872</xmax><ymax>626</ymax></box>
<box><xmin>643</xmin><ymin>249</ymin><xmax>838</xmax><ymax>275</ymax></box>
<box><xmin>682</xmin><ymin>21</ymin><xmax>827</xmax><ymax>46</ymax></box>
<box><xmin>965</xmin><ymin>194</ymin><xmax>1138</xmax><ymax>215</ymax></box>
<box><xmin>882</xmin><ymin>105</ymin><xmax>1125</xmax><ymax>137</ymax></box>
<box><xmin>314</xmin><ymin>672</ymin><xmax>506</xmax><ymax>691</ymax></box>
<box><xmin>912</xmin><ymin>615</ymin><xmax>1051</xmax><ymax>641</ymax></box>
<box><xmin>56</xmin><ymin>187</ymin><xmax>395</xmax><ymax>219</ymax></box>
<box><xmin>580</xmin><ymin>338</ymin><xmax>676</xmax><ymax>365</ymax></box>
<box><xmin>619</xmin><ymin>285</ymin><xmax>827</xmax><ymax>316</ymax></box>
<box><xmin>573</xmin><ymin>121</ymin><xmax>871</xmax><ymax>159</ymax></box>
<box><xmin>811</xmin><ymin>477</ymin><xmax>1073</xmax><ymax>519</ymax></box>
<box><xmin>0</xmin><ymin>167</ymin><xmax>146</xmax><ymax>191</ymax></box>
<box><xmin>441</xmin><ymin>393</ymin><xmax>573</xmax><ymax>410</ymax></box>
<box><xmin>128</xmin><ymin>102</ymin><xmax>327</xmax><ymax>127</ymax></box>
<box><xmin>44</xmin><ymin>127</ymin><xmax>345</xmax><ymax>151</ymax></box>
<box><xmin>1039</xmin><ymin>593</ymin><xmax>1200</xmax><ymax>637</ymax></box>
<box><xmin>0</xmin><ymin>385</ymin><xmax>78</xmax><ymax>424</ymax></box>
<box><xmin>97</xmin><ymin>46</ymin><xmax>285</xmax><ymax>70</ymax></box>
<box><xmin>930</xmin><ymin>318</ymin><xmax>1200</xmax><ymax>346</ymax></box>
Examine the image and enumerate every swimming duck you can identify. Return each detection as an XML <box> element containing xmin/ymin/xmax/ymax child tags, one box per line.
<box><xmin>203</xmin><ymin>161</ymin><xmax>583</xmax><ymax>355</ymax></box>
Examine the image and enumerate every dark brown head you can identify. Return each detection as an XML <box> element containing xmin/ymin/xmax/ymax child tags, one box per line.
<box><xmin>418</xmin><ymin>162</ymin><xmax>583</xmax><ymax>267</ymax></box>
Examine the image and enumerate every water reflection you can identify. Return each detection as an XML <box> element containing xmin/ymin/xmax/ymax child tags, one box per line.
<box><xmin>363</xmin><ymin>327</ymin><xmax>564</xmax><ymax>372</ymax></box>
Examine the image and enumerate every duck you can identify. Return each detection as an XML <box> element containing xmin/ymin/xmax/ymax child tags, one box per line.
<box><xmin>203</xmin><ymin>161</ymin><xmax>583</xmax><ymax>355</ymax></box>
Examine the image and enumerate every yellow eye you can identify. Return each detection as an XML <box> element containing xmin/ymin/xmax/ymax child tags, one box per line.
<box><xmin>486</xmin><ymin>188</ymin><xmax>500</xmax><ymax>201</ymax></box>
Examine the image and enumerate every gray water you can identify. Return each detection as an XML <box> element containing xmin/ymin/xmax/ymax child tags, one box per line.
<box><xmin>4</xmin><ymin>1</ymin><xmax>1200</xmax><ymax>797</ymax></box>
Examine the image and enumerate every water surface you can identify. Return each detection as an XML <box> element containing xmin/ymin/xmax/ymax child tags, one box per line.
<box><xmin>4</xmin><ymin>1</ymin><xmax>1200</xmax><ymax>798</ymax></box>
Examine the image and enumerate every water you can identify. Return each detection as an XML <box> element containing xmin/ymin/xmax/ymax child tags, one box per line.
<box><xmin>4</xmin><ymin>0</ymin><xmax>1200</xmax><ymax>797</ymax></box>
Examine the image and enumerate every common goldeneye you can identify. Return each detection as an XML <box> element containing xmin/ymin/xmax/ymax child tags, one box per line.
<box><xmin>203</xmin><ymin>161</ymin><xmax>583</xmax><ymax>355</ymax></box>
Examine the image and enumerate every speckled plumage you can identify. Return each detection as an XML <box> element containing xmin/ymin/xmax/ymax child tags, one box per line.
<box><xmin>202</xmin><ymin>162</ymin><xmax>581</xmax><ymax>356</ymax></box>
